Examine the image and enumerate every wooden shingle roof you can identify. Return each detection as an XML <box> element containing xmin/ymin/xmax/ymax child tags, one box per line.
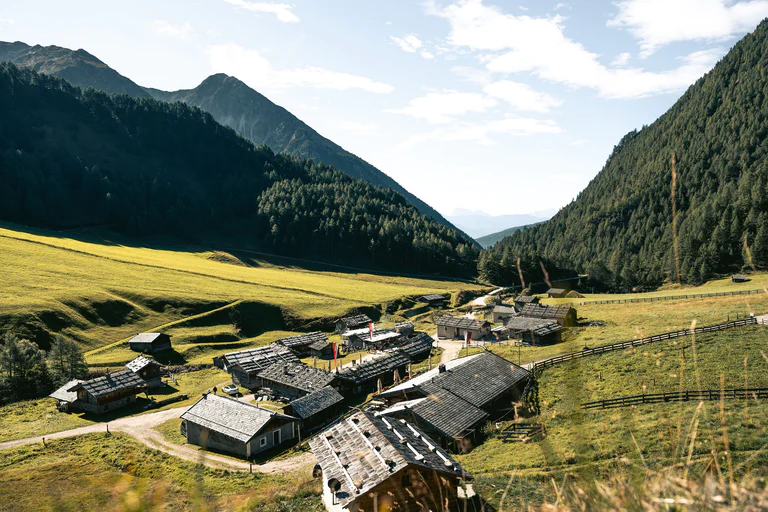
<box><xmin>308</xmin><ymin>339</ymin><xmax>331</xmax><ymax>351</ymax></box>
<box><xmin>221</xmin><ymin>343</ymin><xmax>299</xmax><ymax>369</ymax></box>
<box><xmin>276</xmin><ymin>332</ymin><xmax>328</xmax><ymax>350</ymax></box>
<box><xmin>337</xmin><ymin>314</ymin><xmax>372</xmax><ymax>328</ymax></box>
<box><xmin>337</xmin><ymin>352</ymin><xmax>410</xmax><ymax>385</ymax></box>
<box><xmin>410</xmin><ymin>387</ymin><xmax>489</xmax><ymax>439</ymax></box>
<box><xmin>493</xmin><ymin>305</ymin><xmax>517</xmax><ymax>315</ymax></box>
<box><xmin>547</xmin><ymin>288</ymin><xmax>567</xmax><ymax>295</ymax></box>
<box><xmin>514</xmin><ymin>295</ymin><xmax>538</xmax><ymax>304</ymax></box>
<box><xmin>127</xmin><ymin>333</ymin><xmax>167</xmax><ymax>346</ymax></box>
<box><xmin>287</xmin><ymin>386</ymin><xmax>344</xmax><ymax>419</ymax></box>
<box><xmin>69</xmin><ymin>370</ymin><xmax>146</xmax><ymax>398</ymax></box>
<box><xmin>49</xmin><ymin>379</ymin><xmax>84</xmax><ymax>403</ymax></box>
<box><xmin>434</xmin><ymin>315</ymin><xmax>488</xmax><ymax>329</ymax></box>
<box><xmin>181</xmin><ymin>394</ymin><xmax>293</xmax><ymax>443</ymax></box>
<box><xmin>309</xmin><ymin>411</ymin><xmax>469</xmax><ymax>507</ymax></box>
<box><xmin>391</xmin><ymin>333</ymin><xmax>433</xmax><ymax>360</ymax></box>
<box><xmin>420</xmin><ymin>294</ymin><xmax>447</xmax><ymax>302</ymax></box>
<box><xmin>125</xmin><ymin>355</ymin><xmax>162</xmax><ymax>373</ymax></box>
<box><xmin>520</xmin><ymin>303</ymin><xmax>574</xmax><ymax>320</ymax></box>
<box><xmin>505</xmin><ymin>316</ymin><xmax>562</xmax><ymax>335</ymax></box>
<box><xmin>258</xmin><ymin>363</ymin><xmax>336</xmax><ymax>394</ymax></box>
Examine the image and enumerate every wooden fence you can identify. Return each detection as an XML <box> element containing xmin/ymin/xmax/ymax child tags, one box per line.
<box><xmin>532</xmin><ymin>317</ymin><xmax>758</xmax><ymax>372</ymax></box>
<box><xmin>582</xmin><ymin>387</ymin><xmax>768</xmax><ymax>410</ymax></box>
<box><xmin>580</xmin><ymin>288</ymin><xmax>765</xmax><ymax>306</ymax></box>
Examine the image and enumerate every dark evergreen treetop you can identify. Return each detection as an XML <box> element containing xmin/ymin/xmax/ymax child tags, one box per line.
<box><xmin>484</xmin><ymin>20</ymin><xmax>768</xmax><ymax>290</ymax></box>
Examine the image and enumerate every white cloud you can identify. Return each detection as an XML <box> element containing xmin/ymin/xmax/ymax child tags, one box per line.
<box><xmin>208</xmin><ymin>43</ymin><xmax>394</xmax><ymax>93</ymax></box>
<box><xmin>386</xmin><ymin>89</ymin><xmax>497</xmax><ymax>123</ymax></box>
<box><xmin>553</xmin><ymin>2</ymin><xmax>568</xmax><ymax>10</ymax></box>
<box><xmin>399</xmin><ymin>117</ymin><xmax>563</xmax><ymax>147</ymax></box>
<box><xmin>483</xmin><ymin>80</ymin><xmax>562</xmax><ymax>112</ymax></box>
<box><xmin>391</xmin><ymin>35</ymin><xmax>436</xmax><ymax>59</ymax></box>
<box><xmin>150</xmin><ymin>20</ymin><xmax>194</xmax><ymax>40</ymax></box>
<box><xmin>435</xmin><ymin>0</ymin><xmax>723</xmax><ymax>99</ymax></box>
<box><xmin>611</xmin><ymin>52</ymin><xmax>631</xmax><ymax>67</ymax></box>
<box><xmin>610</xmin><ymin>0</ymin><xmax>768</xmax><ymax>56</ymax></box>
<box><xmin>222</xmin><ymin>0</ymin><xmax>300</xmax><ymax>23</ymax></box>
<box><xmin>421</xmin><ymin>50</ymin><xmax>435</xmax><ymax>59</ymax></box>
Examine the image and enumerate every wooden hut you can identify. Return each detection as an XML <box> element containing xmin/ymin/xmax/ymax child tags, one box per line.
<box><xmin>519</xmin><ymin>303</ymin><xmax>577</xmax><ymax>327</ymax></box>
<box><xmin>257</xmin><ymin>362</ymin><xmax>338</xmax><ymax>399</ymax></box>
<box><xmin>125</xmin><ymin>355</ymin><xmax>165</xmax><ymax>388</ymax></box>
<box><xmin>334</xmin><ymin>314</ymin><xmax>372</xmax><ymax>334</ymax></box>
<box><xmin>283</xmin><ymin>386</ymin><xmax>344</xmax><ymax>432</ymax></box>
<box><xmin>505</xmin><ymin>316</ymin><xmax>563</xmax><ymax>345</ymax></box>
<box><xmin>420</xmin><ymin>294</ymin><xmax>447</xmax><ymax>307</ymax></box>
<box><xmin>127</xmin><ymin>333</ymin><xmax>172</xmax><ymax>354</ymax></box>
<box><xmin>513</xmin><ymin>295</ymin><xmax>539</xmax><ymax>310</ymax></box>
<box><xmin>546</xmin><ymin>288</ymin><xmax>568</xmax><ymax>298</ymax></box>
<box><xmin>435</xmin><ymin>316</ymin><xmax>491</xmax><ymax>341</ymax></box>
<box><xmin>732</xmin><ymin>274</ymin><xmax>747</xmax><ymax>282</ymax></box>
<box><xmin>67</xmin><ymin>370</ymin><xmax>147</xmax><ymax>414</ymax></box>
<box><xmin>336</xmin><ymin>351</ymin><xmax>410</xmax><ymax>396</ymax></box>
<box><xmin>492</xmin><ymin>305</ymin><xmax>517</xmax><ymax>323</ymax></box>
<box><xmin>275</xmin><ymin>332</ymin><xmax>328</xmax><ymax>356</ymax></box>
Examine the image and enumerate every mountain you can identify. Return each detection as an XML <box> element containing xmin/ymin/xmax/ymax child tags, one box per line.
<box><xmin>0</xmin><ymin>63</ymin><xmax>478</xmax><ymax>276</ymax></box>
<box><xmin>0</xmin><ymin>41</ymin><xmax>150</xmax><ymax>98</ymax></box>
<box><xmin>446</xmin><ymin>209</ymin><xmax>554</xmax><ymax>238</ymax></box>
<box><xmin>476</xmin><ymin>222</ymin><xmax>543</xmax><ymax>248</ymax></box>
<box><xmin>482</xmin><ymin>20</ymin><xmax>768</xmax><ymax>290</ymax></box>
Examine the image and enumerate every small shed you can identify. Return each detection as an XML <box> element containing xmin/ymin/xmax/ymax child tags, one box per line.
<box><xmin>67</xmin><ymin>370</ymin><xmax>147</xmax><ymax>414</ymax></box>
<box><xmin>283</xmin><ymin>386</ymin><xmax>344</xmax><ymax>432</ymax></box>
<box><xmin>334</xmin><ymin>314</ymin><xmax>372</xmax><ymax>334</ymax></box>
<box><xmin>181</xmin><ymin>393</ymin><xmax>296</xmax><ymax>459</ymax></box>
<box><xmin>216</xmin><ymin>343</ymin><xmax>299</xmax><ymax>372</ymax></box>
<box><xmin>546</xmin><ymin>288</ymin><xmax>568</xmax><ymax>298</ymax></box>
<box><xmin>344</xmin><ymin>328</ymin><xmax>402</xmax><ymax>351</ymax></box>
<box><xmin>309</xmin><ymin>411</ymin><xmax>471</xmax><ymax>512</ymax></box>
<box><xmin>732</xmin><ymin>274</ymin><xmax>747</xmax><ymax>283</ymax></box>
<box><xmin>125</xmin><ymin>356</ymin><xmax>165</xmax><ymax>388</ymax></box>
<box><xmin>275</xmin><ymin>332</ymin><xmax>328</xmax><ymax>355</ymax></box>
<box><xmin>492</xmin><ymin>305</ymin><xmax>517</xmax><ymax>324</ymax></box>
<box><xmin>513</xmin><ymin>295</ymin><xmax>539</xmax><ymax>310</ymax></box>
<box><xmin>394</xmin><ymin>321</ymin><xmax>415</xmax><ymax>336</ymax></box>
<box><xmin>505</xmin><ymin>316</ymin><xmax>563</xmax><ymax>345</ymax></box>
<box><xmin>128</xmin><ymin>333</ymin><xmax>172</xmax><ymax>354</ymax></box>
<box><xmin>49</xmin><ymin>379</ymin><xmax>85</xmax><ymax>412</ymax></box>
<box><xmin>420</xmin><ymin>294</ymin><xmax>447</xmax><ymax>307</ymax></box>
<box><xmin>519</xmin><ymin>303</ymin><xmax>577</xmax><ymax>327</ymax></box>
<box><xmin>308</xmin><ymin>339</ymin><xmax>334</xmax><ymax>359</ymax></box>
<box><xmin>491</xmin><ymin>325</ymin><xmax>510</xmax><ymax>341</ymax></box>
<box><xmin>435</xmin><ymin>315</ymin><xmax>491</xmax><ymax>341</ymax></box>
<box><xmin>391</xmin><ymin>332</ymin><xmax>434</xmax><ymax>362</ymax></box>
<box><xmin>336</xmin><ymin>351</ymin><xmax>411</xmax><ymax>396</ymax></box>
<box><xmin>257</xmin><ymin>362</ymin><xmax>338</xmax><ymax>399</ymax></box>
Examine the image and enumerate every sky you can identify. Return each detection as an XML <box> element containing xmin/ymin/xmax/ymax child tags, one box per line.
<box><xmin>1</xmin><ymin>0</ymin><xmax>768</xmax><ymax>219</ymax></box>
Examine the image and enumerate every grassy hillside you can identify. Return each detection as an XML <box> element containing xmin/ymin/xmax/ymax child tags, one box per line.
<box><xmin>476</xmin><ymin>222</ymin><xmax>542</xmax><ymax>248</ymax></box>
<box><xmin>0</xmin><ymin>223</ymin><xmax>481</xmax><ymax>362</ymax></box>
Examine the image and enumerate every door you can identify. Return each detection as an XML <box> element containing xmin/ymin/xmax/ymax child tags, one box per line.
<box><xmin>273</xmin><ymin>429</ymin><xmax>281</xmax><ymax>446</ymax></box>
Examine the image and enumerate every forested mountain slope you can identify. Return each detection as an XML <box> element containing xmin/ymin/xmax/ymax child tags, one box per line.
<box><xmin>0</xmin><ymin>40</ymin><xmax>455</xmax><ymax>230</ymax></box>
<box><xmin>0</xmin><ymin>63</ymin><xmax>477</xmax><ymax>276</ymax></box>
<box><xmin>484</xmin><ymin>20</ymin><xmax>768</xmax><ymax>290</ymax></box>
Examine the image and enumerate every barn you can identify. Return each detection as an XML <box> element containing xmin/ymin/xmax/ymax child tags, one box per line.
<box><xmin>125</xmin><ymin>355</ymin><xmax>165</xmax><ymax>388</ymax></box>
<box><xmin>275</xmin><ymin>332</ymin><xmax>328</xmax><ymax>356</ymax></box>
<box><xmin>335</xmin><ymin>314</ymin><xmax>372</xmax><ymax>334</ymax></box>
<box><xmin>519</xmin><ymin>303</ymin><xmax>577</xmax><ymax>327</ymax></box>
<box><xmin>127</xmin><ymin>333</ymin><xmax>172</xmax><ymax>354</ymax></box>
<box><xmin>435</xmin><ymin>316</ymin><xmax>491</xmax><ymax>341</ymax></box>
<box><xmin>491</xmin><ymin>305</ymin><xmax>517</xmax><ymax>324</ymax></box>
<box><xmin>505</xmin><ymin>316</ymin><xmax>563</xmax><ymax>345</ymax></box>
<box><xmin>283</xmin><ymin>386</ymin><xmax>345</xmax><ymax>433</ymax></box>
<box><xmin>257</xmin><ymin>362</ymin><xmax>338</xmax><ymax>399</ymax></box>
<box><xmin>67</xmin><ymin>370</ymin><xmax>147</xmax><ymax>414</ymax></box>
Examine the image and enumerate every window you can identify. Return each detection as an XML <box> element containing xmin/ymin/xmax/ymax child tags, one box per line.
<box><xmin>260</xmin><ymin>437</ymin><xmax>267</xmax><ymax>447</ymax></box>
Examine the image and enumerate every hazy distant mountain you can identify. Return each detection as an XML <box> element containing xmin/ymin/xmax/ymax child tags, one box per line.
<box><xmin>0</xmin><ymin>41</ymin><xmax>150</xmax><ymax>98</ymax></box>
<box><xmin>0</xmin><ymin>41</ymin><xmax>456</xmax><ymax>231</ymax></box>
<box><xmin>446</xmin><ymin>209</ymin><xmax>554</xmax><ymax>238</ymax></box>
<box><xmin>476</xmin><ymin>222</ymin><xmax>543</xmax><ymax>248</ymax></box>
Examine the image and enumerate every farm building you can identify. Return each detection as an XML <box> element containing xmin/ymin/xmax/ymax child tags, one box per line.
<box><xmin>335</xmin><ymin>314</ymin><xmax>372</xmax><ymax>334</ymax></box>
<box><xmin>257</xmin><ymin>362</ymin><xmax>338</xmax><ymax>399</ymax></box>
<box><xmin>377</xmin><ymin>351</ymin><xmax>531</xmax><ymax>452</ymax></box>
<box><xmin>214</xmin><ymin>343</ymin><xmax>299</xmax><ymax>371</ymax></box>
<box><xmin>420</xmin><ymin>294</ymin><xmax>447</xmax><ymax>307</ymax></box>
<box><xmin>337</xmin><ymin>351</ymin><xmax>411</xmax><ymax>396</ymax></box>
<box><xmin>127</xmin><ymin>333</ymin><xmax>172</xmax><ymax>354</ymax></box>
<box><xmin>391</xmin><ymin>333</ymin><xmax>433</xmax><ymax>362</ymax></box>
<box><xmin>343</xmin><ymin>328</ymin><xmax>402</xmax><ymax>351</ymax></box>
<box><xmin>491</xmin><ymin>305</ymin><xmax>517</xmax><ymax>323</ymax></box>
<box><xmin>275</xmin><ymin>332</ymin><xmax>328</xmax><ymax>355</ymax></box>
<box><xmin>505</xmin><ymin>316</ymin><xmax>563</xmax><ymax>345</ymax></box>
<box><xmin>309</xmin><ymin>411</ymin><xmax>471</xmax><ymax>512</ymax></box>
<box><xmin>283</xmin><ymin>386</ymin><xmax>345</xmax><ymax>432</ymax></box>
<box><xmin>49</xmin><ymin>379</ymin><xmax>85</xmax><ymax>412</ymax></box>
<box><xmin>732</xmin><ymin>274</ymin><xmax>747</xmax><ymax>282</ymax></box>
<box><xmin>491</xmin><ymin>325</ymin><xmax>510</xmax><ymax>341</ymax></box>
<box><xmin>546</xmin><ymin>288</ymin><xmax>568</xmax><ymax>298</ymax></box>
<box><xmin>394</xmin><ymin>321</ymin><xmax>415</xmax><ymax>336</ymax></box>
<box><xmin>67</xmin><ymin>370</ymin><xmax>147</xmax><ymax>414</ymax></box>
<box><xmin>519</xmin><ymin>303</ymin><xmax>577</xmax><ymax>327</ymax></box>
<box><xmin>125</xmin><ymin>355</ymin><xmax>165</xmax><ymax>388</ymax></box>
<box><xmin>181</xmin><ymin>393</ymin><xmax>296</xmax><ymax>459</ymax></box>
<box><xmin>308</xmin><ymin>339</ymin><xmax>334</xmax><ymax>359</ymax></box>
<box><xmin>435</xmin><ymin>315</ymin><xmax>491</xmax><ymax>341</ymax></box>
<box><xmin>512</xmin><ymin>295</ymin><xmax>539</xmax><ymax>310</ymax></box>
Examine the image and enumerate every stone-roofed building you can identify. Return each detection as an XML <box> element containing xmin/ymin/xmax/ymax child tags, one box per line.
<box><xmin>344</xmin><ymin>328</ymin><xmax>402</xmax><ymax>351</ymax></box>
<box><xmin>67</xmin><ymin>370</ymin><xmax>147</xmax><ymax>414</ymax></box>
<box><xmin>125</xmin><ymin>355</ymin><xmax>164</xmax><ymax>388</ymax></box>
<box><xmin>284</xmin><ymin>386</ymin><xmax>345</xmax><ymax>431</ymax></box>
<box><xmin>181</xmin><ymin>393</ymin><xmax>296</xmax><ymax>459</ymax></box>
<box><xmin>376</xmin><ymin>351</ymin><xmax>531</xmax><ymax>452</ymax></box>
<box><xmin>310</xmin><ymin>411</ymin><xmax>471</xmax><ymax>511</ymax></box>
<box><xmin>215</xmin><ymin>343</ymin><xmax>298</xmax><ymax>371</ymax></box>
<box><xmin>519</xmin><ymin>303</ymin><xmax>577</xmax><ymax>327</ymax></box>
<box><xmin>512</xmin><ymin>295</ymin><xmax>539</xmax><ymax>310</ymax></box>
<box><xmin>257</xmin><ymin>362</ymin><xmax>338</xmax><ymax>399</ymax></box>
<box><xmin>505</xmin><ymin>316</ymin><xmax>563</xmax><ymax>345</ymax></box>
<box><xmin>308</xmin><ymin>339</ymin><xmax>334</xmax><ymax>359</ymax></box>
<box><xmin>435</xmin><ymin>315</ymin><xmax>491</xmax><ymax>341</ymax></box>
<box><xmin>127</xmin><ymin>332</ymin><xmax>172</xmax><ymax>354</ymax></box>
<box><xmin>337</xmin><ymin>351</ymin><xmax>411</xmax><ymax>395</ymax></box>
<box><xmin>390</xmin><ymin>333</ymin><xmax>433</xmax><ymax>362</ymax></box>
<box><xmin>491</xmin><ymin>305</ymin><xmax>517</xmax><ymax>324</ymax></box>
<box><xmin>275</xmin><ymin>332</ymin><xmax>328</xmax><ymax>355</ymax></box>
<box><xmin>546</xmin><ymin>287</ymin><xmax>568</xmax><ymax>298</ymax></box>
<box><xmin>420</xmin><ymin>294</ymin><xmax>447</xmax><ymax>307</ymax></box>
<box><xmin>49</xmin><ymin>379</ymin><xmax>85</xmax><ymax>411</ymax></box>
<box><xmin>335</xmin><ymin>314</ymin><xmax>372</xmax><ymax>334</ymax></box>
<box><xmin>394</xmin><ymin>321</ymin><xmax>415</xmax><ymax>336</ymax></box>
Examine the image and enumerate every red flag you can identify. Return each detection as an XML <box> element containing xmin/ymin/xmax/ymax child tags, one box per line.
<box><xmin>332</xmin><ymin>343</ymin><xmax>337</xmax><ymax>367</ymax></box>
<box><xmin>368</xmin><ymin>321</ymin><xmax>374</xmax><ymax>340</ymax></box>
<box><xmin>465</xmin><ymin>330</ymin><xmax>472</xmax><ymax>345</ymax></box>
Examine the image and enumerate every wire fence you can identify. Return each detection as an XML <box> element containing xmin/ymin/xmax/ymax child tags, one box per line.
<box><xmin>581</xmin><ymin>387</ymin><xmax>768</xmax><ymax>410</ymax></box>
<box><xmin>579</xmin><ymin>288</ymin><xmax>765</xmax><ymax>306</ymax></box>
<box><xmin>531</xmin><ymin>317</ymin><xmax>758</xmax><ymax>372</ymax></box>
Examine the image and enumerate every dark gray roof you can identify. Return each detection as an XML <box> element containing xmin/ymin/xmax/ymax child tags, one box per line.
<box><xmin>337</xmin><ymin>314</ymin><xmax>372</xmax><ymax>328</ymax></box>
<box><xmin>394</xmin><ymin>321</ymin><xmax>415</xmax><ymax>332</ymax></box>
<box><xmin>547</xmin><ymin>288</ymin><xmax>567</xmax><ymax>294</ymax></box>
<box><xmin>420</xmin><ymin>294</ymin><xmax>447</xmax><ymax>302</ymax></box>
<box><xmin>181</xmin><ymin>394</ymin><xmax>294</xmax><ymax>443</ymax></box>
<box><xmin>514</xmin><ymin>295</ymin><xmax>538</xmax><ymax>303</ymax></box>
<box><xmin>258</xmin><ymin>363</ymin><xmax>336</xmax><ymax>394</ymax></box>
<box><xmin>409</xmin><ymin>387</ymin><xmax>489</xmax><ymax>439</ymax></box>
<box><xmin>125</xmin><ymin>355</ymin><xmax>162</xmax><ymax>373</ymax></box>
<box><xmin>127</xmin><ymin>333</ymin><xmax>167</xmax><ymax>346</ymax></box>
<box><xmin>435</xmin><ymin>315</ymin><xmax>488</xmax><ymax>329</ymax></box>
<box><xmin>308</xmin><ymin>339</ymin><xmax>331</xmax><ymax>351</ymax></box>
<box><xmin>392</xmin><ymin>333</ymin><xmax>433</xmax><ymax>360</ymax></box>
<box><xmin>520</xmin><ymin>303</ymin><xmax>574</xmax><ymax>320</ymax></box>
<box><xmin>309</xmin><ymin>411</ymin><xmax>469</xmax><ymax>507</ymax></box>
<box><xmin>505</xmin><ymin>316</ymin><xmax>563</xmax><ymax>336</ymax></box>
<box><xmin>493</xmin><ymin>305</ymin><xmax>517</xmax><ymax>315</ymax></box>
<box><xmin>276</xmin><ymin>332</ymin><xmax>328</xmax><ymax>349</ymax></box>
<box><xmin>49</xmin><ymin>379</ymin><xmax>84</xmax><ymax>403</ymax></box>
<box><xmin>287</xmin><ymin>386</ymin><xmax>344</xmax><ymax>419</ymax></box>
<box><xmin>69</xmin><ymin>369</ymin><xmax>146</xmax><ymax>398</ymax></box>
<box><xmin>337</xmin><ymin>352</ymin><xmax>410</xmax><ymax>385</ymax></box>
<box><xmin>222</xmin><ymin>343</ymin><xmax>299</xmax><ymax>369</ymax></box>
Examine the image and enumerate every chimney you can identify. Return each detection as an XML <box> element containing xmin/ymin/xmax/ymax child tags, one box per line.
<box><xmin>438</xmin><ymin>364</ymin><xmax>446</xmax><ymax>374</ymax></box>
